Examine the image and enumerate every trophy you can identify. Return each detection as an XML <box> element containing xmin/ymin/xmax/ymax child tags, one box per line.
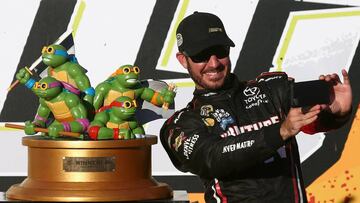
<box><xmin>5</xmin><ymin>61</ymin><xmax>177</xmax><ymax>201</ymax></box>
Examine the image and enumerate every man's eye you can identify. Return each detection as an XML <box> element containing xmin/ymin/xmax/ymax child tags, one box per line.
<box><xmin>190</xmin><ymin>54</ymin><xmax>209</xmax><ymax>63</ymax></box>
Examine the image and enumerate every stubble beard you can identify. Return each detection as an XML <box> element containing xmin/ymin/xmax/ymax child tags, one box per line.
<box><xmin>186</xmin><ymin>60</ymin><xmax>230</xmax><ymax>91</ymax></box>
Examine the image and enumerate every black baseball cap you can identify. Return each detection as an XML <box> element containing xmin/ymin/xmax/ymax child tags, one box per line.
<box><xmin>176</xmin><ymin>11</ymin><xmax>235</xmax><ymax>56</ymax></box>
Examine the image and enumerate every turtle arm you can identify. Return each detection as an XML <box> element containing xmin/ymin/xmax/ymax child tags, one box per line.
<box><xmin>88</xmin><ymin>112</ymin><xmax>117</xmax><ymax>140</ymax></box>
<box><xmin>32</xmin><ymin>98</ymin><xmax>51</xmax><ymax>127</ymax></box>
<box><xmin>68</xmin><ymin>64</ymin><xmax>94</xmax><ymax>103</ymax></box>
<box><xmin>93</xmin><ymin>82</ymin><xmax>110</xmax><ymax>111</ymax></box>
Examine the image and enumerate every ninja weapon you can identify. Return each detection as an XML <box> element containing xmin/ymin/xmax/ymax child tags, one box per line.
<box><xmin>7</xmin><ymin>60</ymin><xmax>41</xmax><ymax>92</ymax></box>
<box><xmin>4</xmin><ymin>123</ymin><xmax>82</xmax><ymax>138</ymax></box>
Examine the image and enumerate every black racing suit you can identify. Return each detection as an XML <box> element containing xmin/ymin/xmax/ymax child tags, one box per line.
<box><xmin>160</xmin><ymin>72</ymin><xmax>344</xmax><ymax>203</ymax></box>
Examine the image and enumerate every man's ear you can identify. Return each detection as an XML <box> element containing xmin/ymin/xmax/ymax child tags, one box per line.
<box><xmin>176</xmin><ymin>52</ymin><xmax>188</xmax><ymax>70</ymax></box>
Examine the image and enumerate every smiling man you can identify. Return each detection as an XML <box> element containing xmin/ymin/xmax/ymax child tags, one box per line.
<box><xmin>175</xmin><ymin>12</ymin><xmax>234</xmax><ymax>90</ymax></box>
<box><xmin>160</xmin><ymin>11</ymin><xmax>352</xmax><ymax>203</ymax></box>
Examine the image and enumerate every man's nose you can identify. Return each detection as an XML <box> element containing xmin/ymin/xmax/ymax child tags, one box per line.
<box><xmin>207</xmin><ymin>55</ymin><xmax>220</xmax><ymax>67</ymax></box>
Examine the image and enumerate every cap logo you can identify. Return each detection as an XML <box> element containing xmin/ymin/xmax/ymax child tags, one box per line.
<box><xmin>176</xmin><ymin>33</ymin><xmax>183</xmax><ymax>47</ymax></box>
<box><xmin>209</xmin><ymin>27</ymin><xmax>223</xmax><ymax>33</ymax></box>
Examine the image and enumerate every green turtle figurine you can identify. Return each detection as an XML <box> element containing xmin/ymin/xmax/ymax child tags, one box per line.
<box><xmin>15</xmin><ymin>72</ymin><xmax>89</xmax><ymax>139</ymax></box>
<box><xmin>88</xmin><ymin>96</ymin><xmax>144</xmax><ymax>140</ymax></box>
<box><xmin>16</xmin><ymin>44</ymin><xmax>95</xmax><ymax>104</ymax></box>
<box><xmin>93</xmin><ymin>64</ymin><xmax>176</xmax><ymax>112</ymax></box>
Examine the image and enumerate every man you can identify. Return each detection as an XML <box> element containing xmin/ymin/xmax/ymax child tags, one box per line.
<box><xmin>160</xmin><ymin>11</ymin><xmax>353</xmax><ymax>202</ymax></box>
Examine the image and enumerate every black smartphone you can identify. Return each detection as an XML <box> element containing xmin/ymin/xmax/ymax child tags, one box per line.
<box><xmin>291</xmin><ymin>80</ymin><xmax>331</xmax><ymax>107</ymax></box>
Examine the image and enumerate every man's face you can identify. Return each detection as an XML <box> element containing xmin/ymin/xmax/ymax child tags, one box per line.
<box><xmin>183</xmin><ymin>46</ymin><xmax>231</xmax><ymax>90</ymax></box>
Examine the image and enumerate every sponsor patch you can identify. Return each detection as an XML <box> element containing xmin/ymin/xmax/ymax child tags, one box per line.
<box><xmin>221</xmin><ymin>116</ymin><xmax>280</xmax><ymax>138</ymax></box>
<box><xmin>203</xmin><ymin>118</ymin><xmax>215</xmax><ymax>127</ymax></box>
<box><xmin>212</xmin><ymin>109</ymin><xmax>230</xmax><ymax>122</ymax></box>
<box><xmin>173</xmin><ymin>131</ymin><xmax>187</xmax><ymax>152</ymax></box>
<box><xmin>183</xmin><ymin>134</ymin><xmax>199</xmax><ymax>160</ymax></box>
<box><xmin>219</xmin><ymin>116</ymin><xmax>234</xmax><ymax>130</ymax></box>
<box><xmin>176</xmin><ymin>33</ymin><xmax>183</xmax><ymax>46</ymax></box>
<box><xmin>200</xmin><ymin>105</ymin><xmax>214</xmax><ymax>117</ymax></box>
<box><xmin>243</xmin><ymin>86</ymin><xmax>269</xmax><ymax>109</ymax></box>
<box><xmin>212</xmin><ymin>109</ymin><xmax>234</xmax><ymax>130</ymax></box>
<box><xmin>222</xmin><ymin>140</ymin><xmax>255</xmax><ymax>153</ymax></box>
<box><xmin>243</xmin><ymin>86</ymin><xmax>260</xmax><ymax>97</ymax></box>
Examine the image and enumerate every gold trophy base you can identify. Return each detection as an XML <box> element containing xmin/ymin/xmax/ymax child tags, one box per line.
<box><xmin>6</xmin><ymin>136</ymin><xmax>172</xmax><ymax>202</ymax></box>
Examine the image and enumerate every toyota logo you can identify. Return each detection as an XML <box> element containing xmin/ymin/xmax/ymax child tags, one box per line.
<box><xmin>243</xmin><ymin>87</ymin><xmax>260</xmax><ymax>96</ymax></box>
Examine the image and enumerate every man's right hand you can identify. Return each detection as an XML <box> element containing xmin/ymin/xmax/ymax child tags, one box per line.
<box><xmin>280</xmin><ymin>105</ymin><xmax>322</xmax><ymax>140</ymax></box>
<box><xmin>16</xmin><ymin>67</ymin><xmax>31</xmax><ymax>84</ymax></box>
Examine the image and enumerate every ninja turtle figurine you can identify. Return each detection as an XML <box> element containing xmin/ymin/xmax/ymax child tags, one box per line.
<box><xmin>93</xmin><ymin>64</ymin><xmax>176</xmax><ymax>111</ymax></box>
<box><xmin>15</xmin><ymin>73</ymin><xmax>89</xmax><ymax>139</ymax></box>
<box><xmin>88</xmin><ymin>96</ymin><xmax>144</xmax><ymax>140</ymax></box>
<box><xmin>17</xmin><ymin>44</ymin><xmax>95</xmax><ymax>105</ymax></box>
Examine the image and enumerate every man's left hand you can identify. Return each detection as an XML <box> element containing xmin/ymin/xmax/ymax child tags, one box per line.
<box><xmin>319</xmin><ymin>69</ymin><xmax>352</xmax><ymax>117</ymax></box>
